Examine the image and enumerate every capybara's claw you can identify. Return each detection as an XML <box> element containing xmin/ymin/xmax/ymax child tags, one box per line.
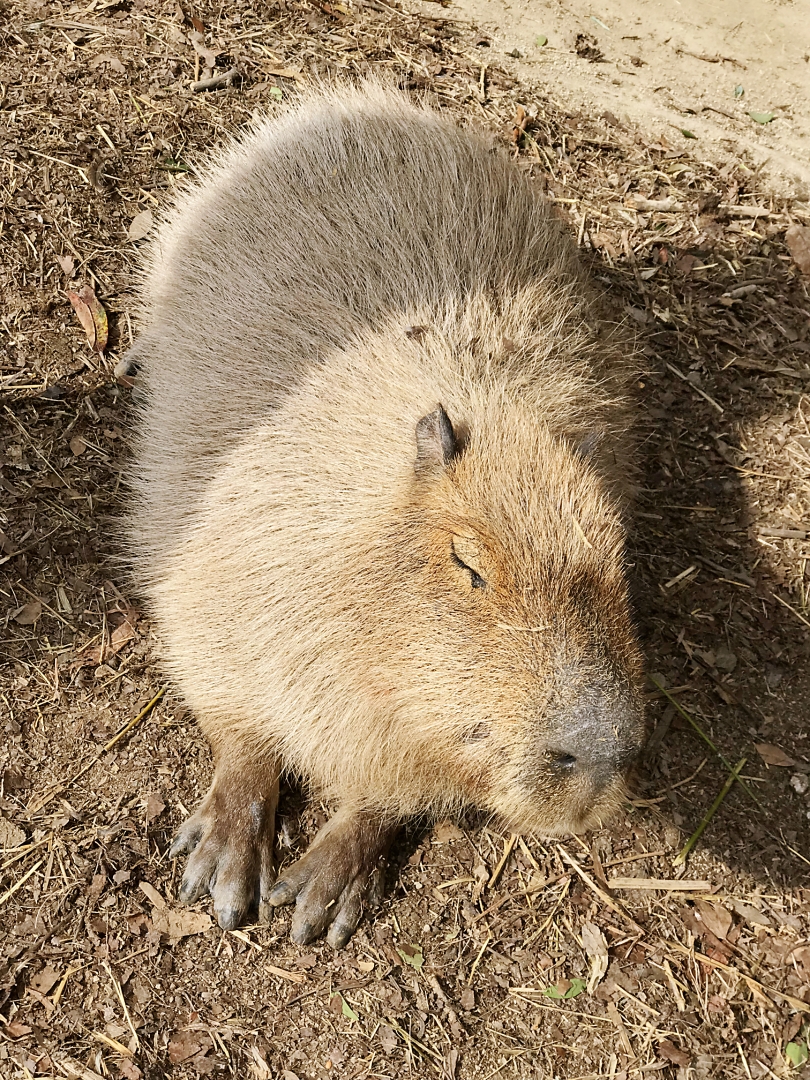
<box><xmin>169</xmin><ymin>767</ymin><xmax>279</xmax><ymax>930</ymax></box>
<box><xmin>271</xmin><ymin>810</ymin><xmax>395</xmax><ymax>949</ymax></box>
<box><xmin>169</xmin><ymin>817</ymin><xmax>203</xmax><ymax>859</ymax></box>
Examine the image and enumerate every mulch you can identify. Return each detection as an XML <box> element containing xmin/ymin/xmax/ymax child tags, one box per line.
<box><xmin>1</xmin><ymin>0</ymin><xmax>810</xmax><ymax>1077</ymax></box>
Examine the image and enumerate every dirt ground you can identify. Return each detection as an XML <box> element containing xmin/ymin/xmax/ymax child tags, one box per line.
<box><xmin>435</xmin><ymin>0</ymin><xmax>810</xmax><ymax>195</ymax></box>
<box><xmin>2</xmin><ymin>0</ymin><xmax>810</xmax><ymax>1078</ymax></box>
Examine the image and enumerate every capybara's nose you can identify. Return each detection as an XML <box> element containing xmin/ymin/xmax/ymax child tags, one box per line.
<box><xmin>548</xmin><ymin>739</ymin><xmax>639</xmax><ymax>779</ymax></box>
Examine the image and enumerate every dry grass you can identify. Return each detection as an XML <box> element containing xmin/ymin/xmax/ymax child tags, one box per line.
<box><xmin>1</xmin><ymin>0</ymin><xmax>810</xmax><ymax>1077</ymax></box>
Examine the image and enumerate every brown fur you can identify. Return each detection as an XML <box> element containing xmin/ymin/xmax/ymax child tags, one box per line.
<box><xmin>125</xmin><ymin>81</ymin><xmax>646</xmax><ymax>944</ymax></box>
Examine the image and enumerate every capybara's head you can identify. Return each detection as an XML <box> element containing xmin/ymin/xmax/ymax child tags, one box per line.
<box><xmin>399</xmin><ymin>399</ymin><xmax>646</xmax><ymax>837</ymax></box>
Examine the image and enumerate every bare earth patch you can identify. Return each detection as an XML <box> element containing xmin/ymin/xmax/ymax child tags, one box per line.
<box><xmin>1</xmin><ymin>0</ymin><xmax>810</xmax><ymax>1078</ymax></box>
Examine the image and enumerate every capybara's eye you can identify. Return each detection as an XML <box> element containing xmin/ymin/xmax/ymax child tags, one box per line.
<box><xmin>451</xmin><ymin>549</ymin><xmax>487</xmax><ymax>590</ymax></box>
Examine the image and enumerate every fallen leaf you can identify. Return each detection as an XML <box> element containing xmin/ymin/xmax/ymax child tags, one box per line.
<box><xmin>5</xmin><ymin>1020</ymin><xmax>32</xmax><ymax>1038</ymax></box>
<box><xmin>378</xmin><ymin>1025</ymin><xmax>397</xmax><ymax>1054</ymax></box>
<box><xmin>581</xmin><ymin>921</ymin><xmax>609</xmax><ymax>991</ymax></box>
<box><xmin>128</xmin><ymin>209</ymin><xmax>154</xmax><ymax>242</ymax></box>
<box><xmin>680</xmin><ymin>129</ymin><xmax>697</xmax><ymax>139</ymax></box>
<box><xmin>786</xmin><ymin>1041</ymin><xmax>809</xmax><ymax>1068</ymax></box>
<box><xmin>73</xmin><ymin>607</ymin><xmax>139</xmax><ymax>667</ymax></box>
<box><xmin>755</xmin><ymin>743</ymin><xmax>796</xmax><ymax>767</ymax></box>
<box><xmin>151</xmin><ymin>906</ymin><xmax>213</xmax><ymax>943</ymax></box>
<box><xmin>168</xmin><ymin>1031</ymin><xmax>205</xmax><ymax>1064</ymax></box>
<box><xmin>118</xmin><ymin>1060</ymin><xmax>142</xmax><ymax>1080</ymax></box>
<box><xmin>786</xmin><ymin>226</ymin><xmax>810</xmax><ymax>277</ymax></box>
<box><xmin>14</xmin><ymin>600</ymin><xmax>42</xmax><ymax>626</ymax></box>
<box><xmin>658</xmin><ymin>1039</ymin><xmax>690</xmax><ymax>1067</ymax></box>
<box><xmin>69</xmin><ymin>435</ymin><xmax>87</xmax><ymax>456</ymax></box>
<box><xmin>67</xmin><ymin>284</ymin><xmax>108</xmax><ymax>355</ymax></box>
<box><xmin>734</xmin><ymin>84</ymin><xmax>744</xmax><ymax>98</ymax></box>
<box><xmin>545</xmin><ymin>977</ymin><xmax>586</xmax><ymax>999</ymax></box>
<box><xmin>138</xmin><ymin>881</ymin><xmax>165</xmax><ymax>908</ymax></box>
<box><xmin>535</xmin><ymin>34</ymin><xmax>548</xmax><ymax>46</ymax></box>
<box><xmin>788</xmin><ymin>946</ymin><xmax>810</xmax><ymax>978</ymax></box>
<box><xmin>714</xmin><ymin>645</ymin><xmax>737</xmax><ymax>673</ymax></box>
<box><xmin>145</xmin><ymin>792</ymin><xmax>166</xmax><ymax>822</ymax></box>
<box><xmin>58</xmin><ymin>255</ymin><xmax>76</xmax><ymax>277</ymax></box>
<box><xmin>0</xmin><ymin>817</ymin><xmax>26</xmax><ymax>848</ymax></box>
<box><xmin>731</xmin><ymin>899</ymin><xmax>772</xmax><ymax>927</ymax></box>
<box><xmin>397</xmin><ymin>942</ymin><xmax>424</xmax><ymax>971</ymax></box>
<box><xmin>330</xmin><ymin>992</ymin><xmax>359</xmax><ymax>1020</ymax></box>
<box><xmin>89</xmin><ymin>53</ymin><xmax>126</xmax><ymax>74</ymax></box>
<box><xmin>694</xmin><ymin>899</ymin><xmax>733</xmax><ymax>940</ymax></box>
<box><xmin>29</xmin><ymin>965</ymin><xmax>61</xmax><ymax>995</ymax></box>
<box><xmin>749</xmin><ymin>111</ymin><xmax>775</xmax><ymax>124</ymax></box>
<box><xmin>460</xmin><ymin>986</ymin><xmax>475</xmax><ymax>1010</ymax></box>
<box><xmin>433</xmin><ymin>821</ymin><xmax>464</xmax><ymax>843</ymax></box>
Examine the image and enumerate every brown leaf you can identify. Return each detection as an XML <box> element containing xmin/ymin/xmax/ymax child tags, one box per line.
<box><xmin>168</xmin><ymin>1031</ymin><xmax>204</xmax><ymax>1064</ymax></box>
<box><xmin>694</xmin><ymin>899</ymin><xmax>733</xmax><ymax>940</ymax></box>
<box><xmin>659</xmin><ymin>1039</ymin><xmax>690</xmax><ymax>1067</ymax></box>
<box><xmin>67</xmin><ymin>284</ymin><xmax>108</xmax><ymax>355</ymax></box>
<box><xmin>69</xmin><ymin>435</ymin><xmax>87</xmax><ymax>456</ymax></box>
<box><xmin>14</xmin><ymin>599</ymin><xmax>42</xmax><ymax>625</ymax></box>
<box><xmin>29</xmin><ymin>965</ymin><xmax>60</xmax><ymax>995</ymax></box>
<box><xmin>459</xmin><ymin>986</ymin><xmax>475</xmax><ymax>1010</ymax></box>
<box><xmin>0</xmin><ymin>817</ymin><xmax>26</xmax><ymax>848</ymax></box>
<box><xmin>786</xmin><ymin>225</ymin><xmax>810</xmax><ymax>276</ymax></box>
<box><xmin>789</xmin><ymin>945</ymin><xmax>810</xmax><ymax>979</ymax></box>
<box><xmin>138</xmin><ymin>881</ymin><xmax>165</xmax><ymax>908</ymax></box>
<box><xmin>145</xmin><ymin>792</ymin><xmax>166</xmax><ymax>822</ymax></box>
<box><xmin>89</xmin><ymin>53</ymin><xmax>126</xmax><ymax>74</ymax></box>
<box><xmin>378</xmin><ymin>1025</ymin><xmax>398</xmax><ymax>1054</ymax></box>
<box><xmin>432</xmin><ymin>821</ymin><xmax>464</xmax><ymax>843</ymax></box>
<box><xmin>128</xmin><ymin>209</ymin><xmax>154</xmax><ymax>243</ymax></box>
<box><xmin>755</xmin><ymin>742</ymin><xmax>796</xmax><ymax>767</ymax></box>
<box><xmin>5</xmin><ymin>1020</ymin><xmax>32</xmax><ymax>1038</ymax></box>
<box><xmin>57</xmin><ymin>255</ymin><xmax>76</xmax><ymax>277</ymax></box>
<box><xmin>119</xmin><ymin>1060</ymin><xmax>142</xmax><ymax>1080</ymax></box>
<box><xmin>151</xmin><ymin>906</ymin><xmax>213</xmax><ymax>943</ymax></box>
<box><xmin>73</xmin><ymin>607</ymin><xmax>139</xmax><ymax>667</ymax></box>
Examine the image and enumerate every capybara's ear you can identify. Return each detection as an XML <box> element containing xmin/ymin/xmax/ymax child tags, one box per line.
<box><xmin>415</xmin><ymin>404</ymin><xmax>457</xmax><ymax>473</ymax></box>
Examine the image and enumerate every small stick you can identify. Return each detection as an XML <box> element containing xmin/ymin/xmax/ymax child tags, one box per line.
<box><xmin>0</xmin><ymin>858</ymin><xmax>44</xmax><ymax>905</ymax></box>
<box><xmin>557</xmin><ymin>847</ymin><xmax>643</xmax><ymax>933</ymax></box>
<box><xmin>27</xmin><ymin>688</ymin><xmax>165</xmax><ymax>815</ymax></box>
<box><xmin>648</xmin><ymin>678</ymin><xmax>764</xmax><ymax>810</ymax></box>
<box><xmin>104</xmin><ymin>961</ymin><xmax>140</xmax><ymax>1051</ymax></box>
<box><xmin>771</xmin><ymin>591</ymin><xmax>810</xmax><ymax>630</ymax></box>
<box><xmin>488</xmin><ymin>833</ymin><xmax>518</xmax><ymax>889</ymax></box>
<box><xmin>467</xmin><ymin>935</ymin><xmax>492</xmax><ymax>985</ymax></box>
<box><xmin>666</xmin><ymin>939</ymin><xmax>810</xmax><ymax>1014</ymax></box>
<box><xmin>192</xmin><ymin>66</ymin><xmax>239</xmax><ymax>92</ymax></box>
<box><xmin>673</xmin><ymin>757</ymin><xmax>746</xmax><ymax>867</ymax></box>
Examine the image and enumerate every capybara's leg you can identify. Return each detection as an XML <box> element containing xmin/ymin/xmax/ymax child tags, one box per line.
<box><xmin>267</xmin><ymin>809</ymin><xmax>396</xmax><ymax>949</ymax></box>
<box><xmin>170</xmin><ymin>747</ymin><xmax>280</xmax><ymax>931</ymax></box>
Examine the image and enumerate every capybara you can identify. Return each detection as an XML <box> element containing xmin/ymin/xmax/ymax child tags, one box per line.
<box><xmin>126</xmin><ymin>81</ymin><xmax>647</xmax><ymax>948</ymax></box>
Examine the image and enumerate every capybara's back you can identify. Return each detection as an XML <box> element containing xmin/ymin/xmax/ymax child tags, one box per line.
<box><xmin>127</xmin><ymin>82</ymin><xmax>646</xmax><ymax>948</ymax></box>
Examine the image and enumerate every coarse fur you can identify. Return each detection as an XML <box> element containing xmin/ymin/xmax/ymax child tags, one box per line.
<box><xmin>125</xmin><ymin>81</ymin><xmax>647</xmax><ymax>944</ymax></box>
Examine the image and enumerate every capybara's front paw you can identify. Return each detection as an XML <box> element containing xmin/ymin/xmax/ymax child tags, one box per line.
<box><xmin>267</xmin><ymin>809</ymin><xmax>395</xmax><ymax>949</ymax></box>
<box><xmin>170</xmin><ymin>765</ymin><xmax>278</xmax><ymax>930</ymax></box>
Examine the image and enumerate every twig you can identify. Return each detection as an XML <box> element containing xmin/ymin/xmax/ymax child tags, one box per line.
<box><xmin>487</xmin><ymin>833</ymin><xmax>518</xmax><ymax>889</ymax></box>
<box><xmin>557</xmin><ymin>847</ymin><xmax>643</xmax><ymax>933</ymax></box>
<box><xmin>192</xmin><ymin>66</ymin><xmax>240</xmax><ymax>92</ymax></box>
<box><xmin>648</xmin><ymin>677</ymin><xmax>764</xmax><ymax>810</ymax></box>
<box><xmin>27</xmin><ymin>688</ymin><xmax>166</xmax><ymax>815</ymax></box>
<box><xmin>0</xmin><ymin>858</ymin><xmax>44</xmax><ymax>905</ymax></box>
<box><xmin>666</xmin><ymin>362</ymin><xmax>724</xmax><ymax>413</ymax></box>
<box><xmin>673</xmin><ymin>757</ymin><xmax>746</xmax><ymax>867</ymax></box>
<box><xmin>666</xmin><ymin>939</ymin><xmax>810</xmax><ymax>1014</ymax></box>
